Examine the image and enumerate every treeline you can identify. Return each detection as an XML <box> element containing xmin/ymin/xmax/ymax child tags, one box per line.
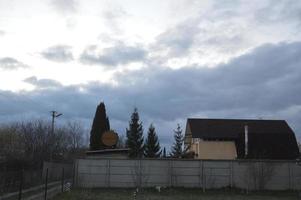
<box><xmin>89</xmin><ymin>102</ymin><xmax>189</xmax><ymax>159</ymax></box>
<box><xmin>0</xmin><ymin>120</ymin><xmax>85</xmax><ymax>170</ymax></box>
<box><xmin>125</xmin><ymin>108</ymin><xmax>188</xmax><ymax>158</ymax></box>
<box><xmin>0</xmin><ymin>103</ymin><xmax>190</xmax><ymax>171</ymax></box>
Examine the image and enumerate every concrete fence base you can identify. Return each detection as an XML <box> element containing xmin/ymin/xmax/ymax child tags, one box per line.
<box><xmin>74</xmin><ymin>159</ymin><xmax>301</xmax><ymax>191</ymax></box>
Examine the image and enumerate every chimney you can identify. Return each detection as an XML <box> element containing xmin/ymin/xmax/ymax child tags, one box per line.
<box><xmin>244</xmin><ymin>124</ymin><xmax>248</xmax><ymax>157</ymax></box>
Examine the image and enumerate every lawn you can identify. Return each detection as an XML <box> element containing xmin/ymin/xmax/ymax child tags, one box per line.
<box><xmin>53</xmin><ymin>188</ymin><xmax>300</xmax><ymax>200</ymax></box>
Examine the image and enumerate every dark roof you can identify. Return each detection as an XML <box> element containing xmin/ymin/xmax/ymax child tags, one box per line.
<box><xmin>186</xmin><ymin>118</ymin><xmax>299</xmax><ymax>159</ymax></box>
<box><xmin>187</xmin><ymin>118</ymin><xmax>293</xmax><ymax>139</ymax></box>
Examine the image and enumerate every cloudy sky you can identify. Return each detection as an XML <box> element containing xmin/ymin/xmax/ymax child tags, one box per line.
<box><xmin>0</xmin><ymin>0</ymin><xmax>301</xmax><ymax>148</ymax></box>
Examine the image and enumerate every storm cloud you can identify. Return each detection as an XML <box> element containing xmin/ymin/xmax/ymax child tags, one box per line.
<box><xmin>1</xmin><ymin>41</ymin><xmax>301</xmax><ymax>146</ymax></box>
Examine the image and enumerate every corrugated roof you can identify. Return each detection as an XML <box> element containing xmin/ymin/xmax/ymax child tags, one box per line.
<box><xmin>187</xmin><ymin>118</ymin><xmax>292</xmax><ymax>139</ymax></box>
<box><xmin>186</xmin><ymin>118</ymin><xmax>299</xmax><ymax>159</ymax></box>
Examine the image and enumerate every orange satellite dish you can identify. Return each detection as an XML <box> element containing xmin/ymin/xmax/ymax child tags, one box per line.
<box><xmin>101</xmin><ymin>131</ymin><xmax>118</xmax><ymax>146</ymax></box>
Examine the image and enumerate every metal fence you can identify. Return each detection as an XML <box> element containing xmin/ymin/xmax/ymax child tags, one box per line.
<box><xmin>74</xmin><ymin>159</ymin><xmax>301</xmax><ymax>191</ymax></box>
<box><xmin>0</xmin><ymin>162</ymin><xmax>73</xmax><ymax>200</ymax></box>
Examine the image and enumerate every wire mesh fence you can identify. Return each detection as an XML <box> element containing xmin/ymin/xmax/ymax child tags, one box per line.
<box><xmin>0</xmin><ymin>161</ymin><xmax>74</xmax><ymax>200</ymax></box>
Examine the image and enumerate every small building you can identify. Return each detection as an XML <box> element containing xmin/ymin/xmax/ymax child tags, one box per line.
<box><xmin>184</xmin><ymin>118</ymin><xmax>299</xmax><ymax>160</ymax></box>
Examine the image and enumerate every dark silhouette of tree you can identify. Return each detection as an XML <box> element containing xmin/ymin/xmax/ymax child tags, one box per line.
<box><xmin>170</xmin><ymin>124</ymin><xmax>184</xmax><ymax>158</ymax></box>
<box><xmin>162</xmin><ymin>147</ymin><xmax>167</xmax><ymax>158</ymax></box>
<box><xmin>89</xmin><ymin>102</ymin><xmax>110</xmax><ymax>150</ymax></box>
<box><xmin>126</xmin><ymin>108</ymin><xmax>144</xmax><ymax>158</ymax></box>
<box><xmin>144</xmin><ymin>124</ymin><xmax>161</xmax><ymax>158</ymax></box>
<box><xmin>0</xmin><ymin>119</ymin><xmax>85</xmax><ymax>170</ymax></box>
<box><xmin>106</xmin><ymin>116</ymin><xmax>110</xmax><ymax>131</ymax></box>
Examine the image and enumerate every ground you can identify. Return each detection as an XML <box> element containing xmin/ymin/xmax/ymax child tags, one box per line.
<box><xmin>53</xmin><ymin>188</ymin><xmax>300</xmax><ymax>200</ymax></box>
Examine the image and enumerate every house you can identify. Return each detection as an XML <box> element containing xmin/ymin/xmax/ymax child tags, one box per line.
<box><xmin>184</xmin><ymin>118</ymin><xmax>299</xmax><ymax>160</ymax></box>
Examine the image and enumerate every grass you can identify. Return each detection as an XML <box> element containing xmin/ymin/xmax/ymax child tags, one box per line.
<box><xmin>53</xmin><ymin>188</ymin><xmax>300</xmax><ymax>200</ymax></box>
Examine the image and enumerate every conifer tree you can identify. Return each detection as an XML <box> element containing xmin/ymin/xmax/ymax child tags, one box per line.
<box><xmin>162</xmin><ymin>147</ymin><xmax>167</xmax><ymax>158</ymax></box>
<box><xmin>170</xmin><ymin>124</ymin><xmax>184</xmax><ymax>158</ymax></box>
<box><xmin>144</xmin><ymin>124</ymin><xmax>161</xmax><ymax>158</ymax></box>
<box><xmin>89</xmin><ymin>102</ymin><xmax>110</xmax><ymax>150</ymax></box>
<box><xmin>126</xmin><ymin>108</ymin><xmax>144</xmax><ymax>158</ymax></box>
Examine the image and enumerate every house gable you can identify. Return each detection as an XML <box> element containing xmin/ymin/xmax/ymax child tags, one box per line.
<box><xmin>185</xmin><ymin>118</ymin><xmax>299</xmax><ymax>160</ymax></box>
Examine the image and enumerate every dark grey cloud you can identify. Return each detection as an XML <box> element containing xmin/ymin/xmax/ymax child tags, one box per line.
<box><xmin>0</xmin><ymin>57</ymin><xmax>29</xmax><ymax>70</ymax></box>
<box><xmin>80</xmin><ymin>42</ymin><xmax>146</xmax><ymax>67</ymax></box>
<box><xmin>50</xmin><ymin>0</ymin><xmax>77</xmax><ymax>14</ymax></box>
<box><xmin>1</xmin><ymin>42</ymin><xmax>301</xmax><ymax>146</ymax></box>
<box><xmin>24</xmin><ymin>76</ymin><xmax>62</xmax><ymax>89</ymax></box>
<box><xmin>41</xmin><ymin>45</ymin><xmax>74</xmax><ymax>62</ymax></box>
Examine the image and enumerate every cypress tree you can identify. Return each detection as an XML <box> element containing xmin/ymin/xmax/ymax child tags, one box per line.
<box><xmin>170</xmin><ymin>124</ymin><xmax>184</xmax><ymax>158</ymax></box>
<box><xmin>144</xmin><ymin>124</ymin><xmax>161</xmax><ymax>158</ymax></box>
<box><xmin>89</xmin><ymin>102</ymin><xmax>110</xmax><ymax>150</ymax></box>
<box><xmin>126</xmin><ymin>108</ymin><xmax>144</xmax><ymax>158</ymax></box>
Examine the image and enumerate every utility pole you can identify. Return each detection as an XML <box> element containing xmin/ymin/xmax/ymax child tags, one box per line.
<box><xmin>50</xmin><ymin>111</ymin><xmax>62</xmax><ymax>160</ymax></box>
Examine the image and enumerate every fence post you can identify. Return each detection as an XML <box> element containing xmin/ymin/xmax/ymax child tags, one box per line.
<box><xmin>202</xmin><ymin>161</ymin><xmax>205</xmax><ymax>193</ymax></box>
<box><xmin>72</xmin><ymin>160</ymin><xmax>77</xmax><ymax>188</ymax></box>
<box><xmin>109</xmin><ymin>160</ymin><xmax>111</xmax><ymax>188</ymax></box>
<box><xmin>291</xmin><ymin>163</ymin><xmax>294</xmax><ymax>190</ymax></box>
<box><xmin>167</xmin><ymin>160</ymin><xmax>170</xmax><ymax>187</ymax></box>
<box><xmin>106</xmin><ymin>160</ymin><xmax>111</xmax><ymax>188</ymax></box>
<box><xmin>288</xmin><ymin>163</ymin><xmax>291</xmax><ymax>190</ymax></box>
<box><xmin>198</xmin><ymin>160</ymin><xmax>202</xmax><ymax>188</ymax></box>
<box><xmin>18</xmin><ymin>169</ymin><xmax>23</xmax><ymax>200</ymax></box>
<box><xmin>170</xmin><ymin>160</ymin><xmax>173</xmax><ymax>187</ymax></box>
<box><xmin>139</xmin><ymin>159</ymin><xmax>142</xmax><ymax>188</ymax></box>
<box><xmin>168</xmin><ymin>160</ymin><xmax>172</xmax><ymax>187</ymax></box>
<box><xmin>44</xmin><ymin>168</ymin><xmax>48</xmax><ymax>200</ymax></box>
<box><xmin>246</xmin><ymin>162</ymin><xmax>249</xmax><ymax>194</ymax></box>
<box><xmin>61</xmin><ymin>167</ymin><xmax>65</xmax><ymax>192</ymax></box>
<box><xmin>230</xmin><ymin>161</ymin><xmax>233</xmax><ymax>189</ymax></box>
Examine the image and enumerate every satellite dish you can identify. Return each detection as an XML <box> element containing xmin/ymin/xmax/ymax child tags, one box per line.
<box><xmin>101</xmin><ymin>131</ymin><xmax>118</xmax><ymax>147</ymax></box>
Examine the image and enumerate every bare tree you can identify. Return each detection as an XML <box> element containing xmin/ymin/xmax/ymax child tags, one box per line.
<box><xmin>0</xmin><ymin>123</ymin><xmax>23</xmax><ymax>161</ymax></box>
<box><xmin>0</xmin><ymin>119</ymin><xmax>86</xmax><ymax>169</ymax></box>
<box><xmin>65</xmin><ymin>121</ymin><xmax>84</xmax><ymax>151</ymax></box>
